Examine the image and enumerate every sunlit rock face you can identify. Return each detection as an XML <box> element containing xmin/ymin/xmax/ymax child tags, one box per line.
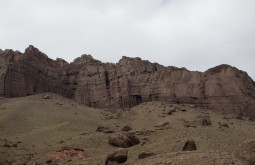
<box><xmin>1</xmin><ymin>45</ymin><xmax>255</xmax><ymax>116</ymax></box>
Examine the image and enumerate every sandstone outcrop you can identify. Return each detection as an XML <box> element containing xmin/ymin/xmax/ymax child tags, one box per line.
<box><xmin>1</xmin><ymin>45</ymin><xmax>255</xmax><ymax>118</ymax></box>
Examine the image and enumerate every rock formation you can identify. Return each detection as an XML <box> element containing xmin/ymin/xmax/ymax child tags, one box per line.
<box><xmin>234</xmin><ymin>139</ymin><xmax>255</xmax><ymax>165</ymax></box>
<box><xmin>0</xmin><ymin>45</ymin><xmax>255</xmax><ymax>116</ymax></box>
<box><xmin>138</xmin><ymin>152</ymin><xmax>156</xmax><ymax>159</ymax></box>
<box><xmin>108</xmin><ymin>133</ymin><xmax>140</xmax><ymax>148</ymax></box>
<box><xmin>102</xmin><ymin>149</ymin><xmax>128</xmax><ymax>165</ymax></box>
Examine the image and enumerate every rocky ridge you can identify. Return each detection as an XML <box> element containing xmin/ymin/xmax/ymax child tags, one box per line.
<box><xmin>0</xmin><ymin>45</ymin><xmax>255</xmax><ymax>117</ymax></box>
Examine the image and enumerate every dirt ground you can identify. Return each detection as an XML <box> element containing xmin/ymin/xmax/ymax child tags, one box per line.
<box><xmin>0</xmin><ymin>93</ymin><xmax>254</xmax><ymax>164</ymax></box>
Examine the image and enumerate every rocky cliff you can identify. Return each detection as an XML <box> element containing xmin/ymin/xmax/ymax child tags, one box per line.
<box><xmin>1</xmin><ymin>45</ymin><xmax>255</xmax><ymax>116</ymax></box>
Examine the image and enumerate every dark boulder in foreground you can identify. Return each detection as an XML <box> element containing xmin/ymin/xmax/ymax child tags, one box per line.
<box><xmin>102</xmin><ymin>149</ymin><xmax>128</xmax><ymax>165</ymax></box>
<box><xmin>182</xmin><ymin>140</ymin><xmax>197</xmax><ymax>151</ymax></box>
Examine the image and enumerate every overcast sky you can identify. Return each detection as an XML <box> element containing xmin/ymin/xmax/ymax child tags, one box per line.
<box><xmin>0</xmin><ymin>0</ymin><xmax>254</xmax><ymax>80</ymax></box>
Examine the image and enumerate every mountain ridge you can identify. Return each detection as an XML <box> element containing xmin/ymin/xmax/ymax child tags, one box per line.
<box><xmin>0</xmin><ymin>45</ymin><xmax>255</xmax><ymax>118</ymax></box>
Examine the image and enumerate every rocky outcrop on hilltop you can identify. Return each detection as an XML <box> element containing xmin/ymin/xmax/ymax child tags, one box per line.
<box><xmin>0</xmin><ymin>45</ymin><xmax>255</xmax><ymax>117</ymax></box>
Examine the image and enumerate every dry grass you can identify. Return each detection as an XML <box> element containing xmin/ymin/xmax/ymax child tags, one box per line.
<box><xmin>0</xmin><ymin>94</ymin><xmax>254</xmax><ymax>164</ymax></box>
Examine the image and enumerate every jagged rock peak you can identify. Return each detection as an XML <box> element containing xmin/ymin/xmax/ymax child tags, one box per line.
<box><xmin>0</xmin><ymin>49</ymin><xmax>17</xmax><ymax>54</ymax></box>
<box><xmin>56</xmin><ymin>58</ymin><xmax>69</xmax><ymax>66</ymax></box>
<box><xmin>204</xmin><ymin>64</ymin><xmax>254</xmax><ymax>83</ymax></box>
<box><xmin>118</xmin><ymin>56</ymin><xmax>165</xmax><ymax>69</ymax></box>
<box><xmin>204</xmin><ymin>64</ymin><xmax>254</xmax><ymax>78</ymax></box>
<box><xmin>24</xmin><ymin>45</ymin><xmax>49</xmax><ymax>59</ymax></box>
<box><xmin>205</xmin><ymin>64</ymin><xmax>236</xmax><ymax>74</ymax></box>
<box><xmin>120</xmin><ymin>56</ymin><xmax>142</xmax><ymax>61</ymax></box>
<box><xmin>72</xmin><ymin>54</ymin><xmax>102</xmax><ymax>65</ymax></box>
<box><xmin>116</xmin><ymin>56</ymin><xmax>165</xmax><ymax>74</ymax></box>
<box><xmin>25</xmin><ymin>45</ymin><xmax>40</xmax><ymax>53</ymax></box>
<box><xmin>118</xmin><ymin>56</ymin><xmax>152</xmax><ymax>64</ymax></box>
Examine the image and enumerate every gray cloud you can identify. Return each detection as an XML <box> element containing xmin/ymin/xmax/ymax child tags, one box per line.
<box><xmin>0</xmin><ymin>0</ymin><xmax>254</xmax><ymax>79</ymax></box>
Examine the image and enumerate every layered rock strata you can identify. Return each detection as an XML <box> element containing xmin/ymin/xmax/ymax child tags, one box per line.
<box><xmin>0</xmin><ymin>45</ymin><xmax>255</xmax><ymax>116</ymax></box>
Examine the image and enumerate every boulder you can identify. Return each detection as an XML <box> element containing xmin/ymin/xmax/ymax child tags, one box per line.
<box><xmin>155</xmin><ymin>122</ymin><xmax>169</xmax><ymax>127</ymax></box>
<box><xmin>234</xmin><ymin>139</ymin><xmax>255</xmax><ymax>165</ymax></box>
<box><xmin>96</xmin><ymin>126</ymin><xmax>114</xmax><ymax>134</ymax></box>
<box><xmin>121</xmin><ymin>126</ymin><xmax>132</xmax><ymax>132</ymax></box>
<box><xmin>172</xmin><ymin>140</ymin><xmax>197</xmax><ymax>152</ymax></box>
<box><xmin>182</xmin><ymin>140</ymin><xmax>197</xmax><ymax>151</ymax></box>
<box><xmin>138</xmin><ymin>152</ymin><xmax>156</xmax><ymax>159</ymax></box>
<box><xmin>184</xmin><ymin>115</ymin><xmax>211</xmax><ymax>127</ymax></box>
<box><xmin>102</xmin><ymin>149</ymin><xmax>128</xmax><ymax>165</ymax></box>
<box><xmin>108</xmin><ymin>133</ymin><xmax>140</xmax><ymax>148</ymax></box>
<box><xmin>154</xmin><ymin>122</ymin><xmax>170</xmax><ymax>130</ymax></box>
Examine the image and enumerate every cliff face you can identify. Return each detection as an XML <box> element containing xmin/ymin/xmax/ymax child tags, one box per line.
<box><xmin>1</xmin><ymin>45</ymin><xmax>255</xmax><ymax>115</ymax></box>
<box><xmin>0</xmin><ymin>46</ymin><xmax>73</xmax><ymax>98</ymax></box>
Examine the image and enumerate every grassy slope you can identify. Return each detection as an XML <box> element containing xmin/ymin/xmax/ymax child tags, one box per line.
<box><xmin>0</xmin><ymin>94</ymin><xmax>254</xmax><ymax>164</ymax></box>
